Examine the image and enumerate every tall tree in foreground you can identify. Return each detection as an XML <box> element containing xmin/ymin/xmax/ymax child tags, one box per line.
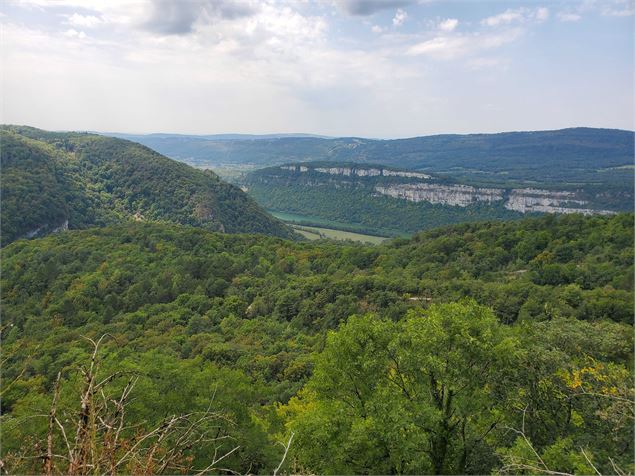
<box><xmin>284</xmin><ymin>302</ymin><xmax>519</xmax><ymax>474</ymax></box>
<box><xmin>284</xmin><ymin>302</ymin><xmax>634</xmax><ymax>475</ymax></box>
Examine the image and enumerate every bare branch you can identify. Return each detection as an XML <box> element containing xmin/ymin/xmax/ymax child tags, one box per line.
<box><xmin>273</xmin><ymin>432</ymin><xmax>295</xmax><ymax>476</ymax></box>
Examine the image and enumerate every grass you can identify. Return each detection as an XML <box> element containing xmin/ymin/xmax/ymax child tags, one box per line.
<box><xmin>270</xmin><ymin>211</ymin><xmax>401</xmax><ymax>237</ymax></box>
<box><xmin>291</xmin><ymin>225</ymin><xmax>387</xmax><ymax>245</ymax></box>
<box><xmin>270</xmin><ymin>211</ymin><xmax>390</xmax><ymax>244</ymax></box>
<box><xmin>270</xmin><ymin>211</ymin><xmax>356</xmax><ymax>229</ymax></box>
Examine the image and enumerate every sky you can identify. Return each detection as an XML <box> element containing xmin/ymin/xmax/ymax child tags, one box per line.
<box><xmin>1</xmin><ymin>0</ymin><xmax>633</xmax><ymax>138</ymax></box>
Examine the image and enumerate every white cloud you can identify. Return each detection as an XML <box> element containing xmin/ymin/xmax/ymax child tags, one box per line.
<box><xmin>407</xmin><ymin>36</ymin><xmax>467</xmax><ymax>59</ymax></box>
<box><xmin>66</xmin><ymin>13</ymin><xmax>103</xmax><ymax>28</ymax></box>
<box><xmin>438</xmin><ymin>18</ymin><xmax>458</xmax><ymax>32</ymax></box>
<box><xmin>392</xmin><ymin>8</ymin><xmax>407</xmax><ymax>27</ymax></box>
<box><xmin>481</xmin><ymin>7</ymin><xmax>549</xmax><ymax>27</ymax></box>
<box><xmin>481</xmin><ymin>8</ymin><xmax>524</xmax><ymax>27</ymax></box>
<box><xmin>371</xmin><ymin>24</ymin><xmax>383</xmax><ymax>33</ymax></box>
<box><xmin>602</xmin><ymin>2</ymin><xmax>635</xmax><ymax>17</ymax></box>
<box><xmin>555</xmin><ymin>1</ymin><xmax>632</xmax><ymax>22</ymax></box>
<box><xmin>407</xmin><ymin>28</ymin><xmax>523</xmax><ymax>60</ymax></box>
<box><xmin>64</xmin><ymin>28</ymin><xmax>87</xmax><ymax>39</ymax></box>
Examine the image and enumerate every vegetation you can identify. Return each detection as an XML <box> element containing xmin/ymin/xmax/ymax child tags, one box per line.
<box><xmin>290</xmin><ymin>224</ymin><xmax>387</xmax><ymax>244</ymax></box>
<box><xmin>248</xmin><ymin>175</ymin><xmax>526</xmax><ymax>237</ymax></box>
<box><xmin>271</xmin><ymin>211</ymin><xmax>397</xmax><ymax>238</ymax></box>
<box><xmin>2</xmin><ymin>213</ymin><xmax>633</xmax><ymax>474</ymax></box>
<box><xmin>116</xmin><ymin>127</ymin><xmax>635</xmax><ymax>188</ymax></box>
<box><xmin>244</xmin><ymin>159</ymin><xmax>633</xmax><ymax>237</ymax></box>
<box><xmin>0</xmin><ymin>126</ymin><xmax>295</xmax><ymax>246</ymax></box>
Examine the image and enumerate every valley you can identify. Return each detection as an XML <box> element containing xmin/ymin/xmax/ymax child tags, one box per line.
<box><xmin>244</xmin><ymin>162</ymin><xmax>623</xmax><ymax>238</ymax></box>
<box><xmin>289</xmin><ymin>224</ymin><xmax>387</xmax><ymax>244</ymax></box>
<box><xmin>3</xmin><ymin>1</ymin><xmax>634</xmax><ymax>474</ymax></box>
<box><xmin>1</xmin><ymin>127</ymin><xmax>633</xmax><ymax>476</ymax></box>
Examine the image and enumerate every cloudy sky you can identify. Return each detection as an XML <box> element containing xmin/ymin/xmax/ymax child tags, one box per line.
<box><xmin>1</xmin><ymin>0</ymin><xmax>633</xmax><ymax>137</ymax></box>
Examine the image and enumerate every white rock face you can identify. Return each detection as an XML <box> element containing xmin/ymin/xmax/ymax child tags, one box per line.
<box><xmin>280</xmin><ymin>165</ymin><xmax>429</xmax><ymax>179</ymax></box>
<box><xmin>26</xmin><ymin>225</ymin><xmax>45</xmax><ymax>239</ymax></box>
<box><xmin>52</xmin><ymin>220</ymin><xmax>69</xmax><ymax>233</ymax></box>
<box><xmin>272</xmin><ymin>166</ymin><xmax>615</xmax><ymax>216</ymax></box>
<box><xmin>315</xmin><ymin>167</ymin><xmax>354</xmax><ymax>176</ymax></box>
<box><xmin>375</xmin><ymin>183</ymin><xmax>615</xmax><ymax>215</ymax></box>
<box><xmin>382</xmin><ymin>170</ymin><xmax>431</xmax><ymax>179</ymax></box>
<box><xmin>504</xmin><ymin>189</ymin><xmax>610</xmax><ymax>215</ymax></box>
<box><xmin>25</xmin><ymin>219</ymin><xmax>69</xmax><ymax>239</ymax></box>
<box><xmin>356</xmin><ymin>168</ymin><xmax>382</xmax><ymax>177</ymax></box>
<box><xmin>375</xmin><ymin>183</ymin><xmax>504</xmax><ymax>207</ymax></box>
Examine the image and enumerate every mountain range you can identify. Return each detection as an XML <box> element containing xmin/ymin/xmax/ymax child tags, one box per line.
<box><xmin>104</xmin><ymin>127</ymin><xmax>635</xmax><ymax>187</ymax></box>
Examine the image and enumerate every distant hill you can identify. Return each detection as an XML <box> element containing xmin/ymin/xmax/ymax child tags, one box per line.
<box><xmin>106</xmin><ymin>127</ymin><xmax>634</xmax><ymax>186</ymax></box>
<box><xmin>0</xmin><ymin>126</ymin><xmax>295</xmax><ymax>246</ymax></box>
<box><xmin>106</xmin><ymin>132</ymin><xmax>331</xmax><ymax>143</ymax></box>
<box><xmin>243</xmin><ymin>162</ymin><xmax>628</xmax><ymax>237</ymax></box>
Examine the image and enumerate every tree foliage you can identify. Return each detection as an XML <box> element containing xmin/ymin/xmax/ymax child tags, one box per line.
<box><xmin>0</xmin><ymin>126</ymin><xmax>295</xmax><ymax>246</ymax></box>
<box><xmin>1</xmin><ymin>214</ymin><xmax>633</xmax><ymax>474</ymax></box>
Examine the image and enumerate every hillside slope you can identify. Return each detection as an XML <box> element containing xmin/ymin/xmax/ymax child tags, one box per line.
<box><xmin>0</xmin><ymin>126</ymin><xmax>295</xmax><ymax>245</ymax></box>
<box><xmin>2</xmin><ymin>214</ymin><xmax>633</xmax><ymax>473</ymax></box>
<box><xmin>243</xmin><ymin>162</ymin><xmax>623</xmax><ymax>236</ymax></box>
<box><xmin>111</xmin><ymin>127</ymin><xmax>635</xmax><ymax>186</ymax></box>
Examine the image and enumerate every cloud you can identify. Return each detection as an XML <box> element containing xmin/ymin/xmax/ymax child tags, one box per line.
<box><xmin>371</xmin><ymin>24</ymin><xmax>383</xmax><ymax>33</ymax></box>
<box><xmin>481</xmin><ymin>7</ymin><xmax>549</xmax><ymax>27</ymax></box>
<box><xmin>438</xmin><ymin>18</ymin><xmax>458</xmax><ymax>32</ymax></box>
<box><xmin>407</xmin><ymin>28</ymin><xmax>523</xmax><ymax>60</ymax></box>
<box><xmin>143</xmin><ymin>0</ymin><xmax>258</xmax><ymax>35</ymax></box>
<box><xmin>66</xmin><ymin>13</ymin><xmax>103</xmax><ymax>28</ymax></box>
<box><xmin>64</xmin><ymin>28</ymin><xmax>87</xmax><ymax>39</ymax></box>
<box><xmin>337</xmin><ymin>0</ymin><xmax>415</xmax><ymax>16</ymax></box>
<box><xmin>481</xmin><ymin>8</ymin><xmax>524</xmax><ymax>26</ymax></box>
<box><xmin>407</xmin><ymin>35</ymin><xmax>467</xmax><ymax>59</ymax></box>
<box><xmin>392</xmin><ymin>8</ymin><xmax>407</xmax><ymax>26</ymax></box>
<box><xmin>555</xmin><ymin>1</ymin><xmax>632</xmax><ymax>22</ymax></box>
<box><xmin>602</xmin><ymin>1</ymin><xmax>635</xmax><ymax>17</ymax></box>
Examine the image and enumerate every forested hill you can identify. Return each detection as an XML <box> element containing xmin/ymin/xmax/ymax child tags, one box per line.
<box><xmin>2</xmin><ymin>214</ymin><xmax>633</xmax><ymax>474</ymax></box>
<box><xmin>243</xmin><ymin>161</ymin><xmax>629</xmax><ymax>237</ymax></box>
<box><xmin>0</xmin><ymin>125</ymin><xmax>295</xmax><ymax>245</ymax></box>
<box><xmin>110</xmin><ymin>127</ymin><xmax>635</xmax><ymax>185</ymax></box>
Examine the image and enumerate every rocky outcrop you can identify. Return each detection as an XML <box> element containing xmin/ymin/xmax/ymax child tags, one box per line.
<box><xmin>375</xmin><ymin>183</ymin><xmax>504</xmax><ymax>207</ymax></box>
<box><xmin>504</xmin><ymin>189</ymin><xmax>612</xmax><ymax>215</ymax></box>
<box><xmin>382</xmin><ymin>170</ymin><xmax>431</xmax><ymax>179</ymax></box>
<box><xmin>269</xmin><ymin>165</ymin><xmax>616</xmax><ymax>216</ymax></box>
<box><xmin>25</xmin><ymin>219</ymin><xmax>69</xmax><ymax>239</ymax></box>
<box><xmin>375</xmin><ymin>183</ymin><xmax>615</xmax><ymax>215</ymax></box>
<box><xmin>277</xmin><ymin>165</ymin><xmax>428</xmax><ymax>179</ymax></box>
<box><xmin>52</xmin><ymin>220</ymin><xmax>69</xmax><ymax>233</ymax></box>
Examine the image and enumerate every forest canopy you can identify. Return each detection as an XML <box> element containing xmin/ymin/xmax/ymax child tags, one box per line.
<box><xmin>0</xmin><ymin>126</ymin><xmax>295</xmax><ymax>246</ymax></box>
<box><xmin>1</xmin><ymin>213</ymin><xmax>633</xmax><ymax>474</ymax></box>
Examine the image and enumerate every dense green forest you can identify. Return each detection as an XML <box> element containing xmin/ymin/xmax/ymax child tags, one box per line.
<box><xmin>2</xmin><ymin>214</ymin><xmax>633</xmax><ymax>474</ymax></box>
<box><xmin>0</xmin><ymin>126</ymin><xmax>294</xmax><ymax>246</ymax></box>
<box><xmin>243</xmin><ymin>163</ymin><xmax>629</xmax><ymax>237</ymax></box>
<box><xmin>112</xmin><ymin>127</ymin><xmax>635</xmax><ymax>187</ymax></box>
<box><xmin>248</xmin><ymin>180</ymin><xmax>525</xmax><ymax>237</ymax></box>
